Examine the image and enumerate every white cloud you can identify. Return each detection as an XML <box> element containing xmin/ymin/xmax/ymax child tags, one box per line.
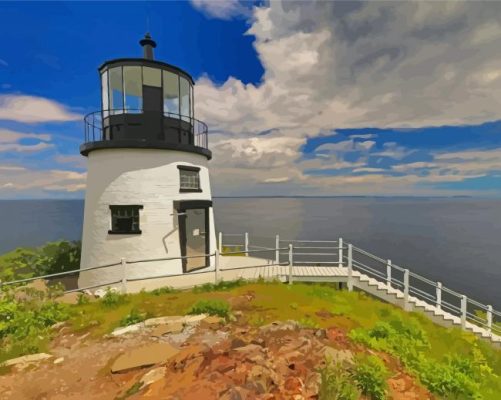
<box><xmin>0</xmin><ymin>95</ymin><xmax>81</xmax><ymax>123</ymax></box>
<box><xmin>0</xmin><ymin>128</ymin><xmax>53</xmax><ymax>153</ymax></box>
<box><xmin>0</xmin><ymin>167</ymin><xmax>86</xmax><ymax>196</ymax></box>
<box><xmin>263</xmin><ymin>177</ymin><xmax>290</xmax><ymax>183</ymax></box>
<box><xmin>190</xmin><ymin>0</ymin><xmax>251</xmax><ymax>20</ymax></box>
<box><xmin>192</xmin><ymin>1</ymin><xmax>501</xmax><ymax>195</ymax></box>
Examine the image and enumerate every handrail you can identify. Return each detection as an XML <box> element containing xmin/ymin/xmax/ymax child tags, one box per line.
<box><xmin>2</xmin><ymin>232</ymin><xmax>500</xmax><ymax>341</ymax></box>
<box><xmin>83</xmin><ymin>109</ymin><xmax>209</xmax><ymax>149</ymax></box>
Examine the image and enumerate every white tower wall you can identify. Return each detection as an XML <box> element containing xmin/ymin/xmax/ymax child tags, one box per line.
<box><xmin>78</xmin><ymin>148</ymin><xmax>216</xmax><ymax>291</ymax></box>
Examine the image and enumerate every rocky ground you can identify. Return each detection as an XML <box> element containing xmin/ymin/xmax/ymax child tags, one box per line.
<box><xmin>0</xmin><ymin>291</ymin><xmax>433</xmax><ymax>400</ymax></box>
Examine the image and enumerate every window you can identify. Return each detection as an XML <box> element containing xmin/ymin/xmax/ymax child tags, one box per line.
<box><xmin>109</xmin><ymin>67</ymin><xmax>124</xmax><ymax>115</ymax></box>
<box><xmin>180</xmin><ymin>77</ymin><xmax>190</xmax><ymax>121</ymax></box>
<box><xmin>101</xmin><ymin>70</ymin><xmax>109</xmax><ymax>117</ymax></box>
<box><xmin>178</xmin><ymin>166</ymin><xmax>201</xmax><ymax>192</ymax></box>
<box><xmin>109</xmin><ymin>205</ymin><xmax>143</xmax><ymax>234</ymax></box>
<box><xmin>123</xmin><ymin>66</ymin><xmax>142</xmax><ymax>113</ymax></box>
<box><xmin>163</xmin><ymin>70</ymin><xmax>179</xmax><ymax>115</ymax></box>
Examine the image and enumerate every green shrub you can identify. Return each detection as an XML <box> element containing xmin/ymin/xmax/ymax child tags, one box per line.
<box><xmin>349</xmin><ymin>317</ymin><xmax>494</xmax><ymax>399</ymax></box>
<box><xmin>318</xmin><ymin>361</ymin><xmax>359</xmax><ymax>400</ymax></box>
<box><xmin>150</xmin><ymin>286</ymin><xmax>177</xmax><ymax>296</ymax></box>
<box><xmin>33</xmin><ymin>241</ymin><xmax>81</xmax><ymax>276</ymax></box>
<box><xmin>0</xmin><ymin>241</ymin><xmax>81</xmax><ymax>283</ymax></box>
<box><xmin>100</xmin><ymin>290</ymin><xmax>127</xmax><ymax>308</ymax></box>
<box><xmin>119</xmin><ymin>308</ymin><xmax>147</xmax><ymax>327</ymax></box>
<box><xmin>0</xmin><ymin>292</ymin><xmax>70</xmax><ymax>362</ymax></box>
<box><xmin>352</xmin><ymin>355</ymin><xmax>388</xmax><ymax>400</ymax></box>
<box><xmin>77</xmin><ymin>293</ymin><xmax>90</xmax><ymax>305</ymax></box>
<box><xmin>192</xmin><ymin>279</ymin><xmax>245</xmax><ymax>293</ymax></box>
<box><xmin>188</xmin><ymin>299</ymin><xmax>230</xmax><ymax>318</ymax></box>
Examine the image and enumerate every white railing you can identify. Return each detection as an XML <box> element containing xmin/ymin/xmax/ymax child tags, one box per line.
<box><xmin>0</xmin><ymin>232</ymin><xmax>499</xmax><ymax>338</ymax></box>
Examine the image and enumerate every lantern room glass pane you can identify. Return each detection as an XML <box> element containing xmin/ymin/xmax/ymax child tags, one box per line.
<box><xmin>124</xmin><ymin>66</ymin><xmax>142</xmax><ymax>113</ymax></box>
<box><xmin>143</xmin><ymin>66</ymin><xmax>161</xmax><ymax>87</ymax></box>
<box><xmin>180</xmin><ymin>77</ymin><xmax>190</xmax><ymax>121</ymax></box>
<box><xmin>109</xmin><ymin>67</ymin><xmax>123</xmax><ymax>115</ymax></box>
<box><xmin>163</xmin><ymin>70</ymin><xmax>179</xmax><ymax>115</ymax></box>
<box><xmin>101</xmin><ymin>70</ymin><xmax>109</xmax><ymax>118</ymax></box>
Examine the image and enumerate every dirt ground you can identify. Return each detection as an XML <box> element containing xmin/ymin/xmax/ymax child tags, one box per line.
<box><xmin>0</xmin><ymin>293</ymin><xmax>433</xmax><ymax>400</ymax></box>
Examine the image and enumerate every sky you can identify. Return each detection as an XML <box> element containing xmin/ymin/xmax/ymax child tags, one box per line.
<box><xmin>1</xmin><ymin>0</ymin><xmax>501</xmax><ymax>198</ymax></box>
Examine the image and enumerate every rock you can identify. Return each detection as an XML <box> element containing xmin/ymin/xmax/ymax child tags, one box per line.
<box><xmin>233</xmin><ymin>344</ymin><xmax>263</xmax><ymax>357</ymax></box>
<box><xmin>93</xmin><ymin>289</ymin><xmax>106</xmax><ymax>298</ymax></box>
<box><xmin>186</xmin><ymin>314</ymin><xmax>209</xmax><ymax>324</ymax></box>
<box><xmin>55</xmin><ymin>292</ymin><xmax>80</xmax><ymax>305</ymax></box>
<box><xmin>140</xmin><ymin>366</ymin><xmax>166</xmax><ymax>386</ymax></box>
<box><xmin>51</xmin><ymin>322</ymin><xmax>66</xmax><ymax>331</ymax></box>
<box><xmin>321</xmin><ymin>346</ymin><xmax>354</xmax><ymax>366</ymax></box>
<box><xmin>259</xmin><ymin>320</ymin><xmax>299</xmax><ymax>333</ymax></box>
<box><xmin>201</xmin><ymin>315</ymin><xmax>224</xmax><ymax>327</ymax></box>
<box><xmin>150</xmin><ymin>322</ymin><xmax>184</xmax><ymax>337</ymax></box>
<box><xmin>144</xmin><ymin>314</ymin><xmax>207</xmax><ymax>327</ymax></box>
<box><xmin>220</xmin><ymin>386</ymin><xmax>250</xmax><ymax>400</ymax></box>
<box><xmin>111</xmin><ymin>323</ymin><xmax>144</xmax><ymax>337</ymax></box>
<box><xmin>2</xmin><ymin>353</ymin><xmax>53</xmax><ymax>367</ymax></box>
<box><xmin>284</xmin><ymin>376</ymin><xmax>304</xmax><ymax>392</ymax></box>
<box><xmin>314</xmin><ymin>329</ymin><xmax>326</xmax><ymax>339</ymax></box>
<box><xmin>53</xmin><ymin>357</ymin><xmax>64</xmax><ymax>365</ymax></box>
<box><xmin>211</xmin><ymin>355</ymin><xmax>237</xmax><ymax>373</ymax></box>
<box><xmin>234</xmin><ymin>311</ymin><xmax>243</xmax><ymax>318</ymax></box>
<box><xmin>245</xmin><ymin>365</ymin><xmax>275</xmax><ymax>394</ymax></box>
<box><xmin>304</xmin><ymin>372</ymin><xmax>321</xmax><ymax>397</ymax></box>
<box><xmin>111</xmin><ymin>342</ymin><xmax>179</xmax><ymax>373</ymax></box>
<box><xmin>230</xmin><ymin>338</ymin><xmax>247</xmax><ymax>349</ymax></box>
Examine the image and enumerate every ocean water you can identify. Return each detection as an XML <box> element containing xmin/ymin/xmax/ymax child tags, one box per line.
<box><xmin>0</xmin><ymin>197</ymin><xmax>500</xmax><ymax>308</ymax></box>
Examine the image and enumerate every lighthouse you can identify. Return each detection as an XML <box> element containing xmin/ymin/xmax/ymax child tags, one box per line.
<box><xmin>78</xmin><ymin>34</ymin><xmax>216</xmax><ymax>291</ymax></box>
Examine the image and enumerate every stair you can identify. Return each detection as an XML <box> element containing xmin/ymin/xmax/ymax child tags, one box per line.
<box><xmin>352</xmin><ymin>272</ymin><xmax>501</xmax><ymax>347</ymax></box>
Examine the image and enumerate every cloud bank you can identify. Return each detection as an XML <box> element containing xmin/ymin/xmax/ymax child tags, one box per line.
<box><xmin>193</xmin><ymin>1</ymin><xmax>501</xmax><ymax>195</ymax></box>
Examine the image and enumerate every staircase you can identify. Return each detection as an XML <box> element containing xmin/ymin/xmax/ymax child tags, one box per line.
<box><xmin>352</xmin><ymin>270</ymin><xmax>501</xmax><ymax>347</ymax></box>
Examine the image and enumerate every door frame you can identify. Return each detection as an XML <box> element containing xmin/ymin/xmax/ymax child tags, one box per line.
<box><xmin>174</xmin><ymin>200</ymin><xmax>212</xmax><ymax>273</ymax></box>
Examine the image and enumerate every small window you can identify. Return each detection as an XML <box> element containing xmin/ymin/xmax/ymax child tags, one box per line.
<box><xmin>109</xmin><ymin>205</ymin><xmax>143</xmax><ymax>234</ymax></box>
<box><xmin>178</xmin><ymin>166</ymin><xmax>201</xmax><ymax>192</ymax></box>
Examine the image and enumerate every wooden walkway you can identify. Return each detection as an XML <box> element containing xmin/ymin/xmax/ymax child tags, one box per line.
<box><xmin>215</xmin><ymin>258</ymin><xmax>501</xmax><ymax>347</ymax></box>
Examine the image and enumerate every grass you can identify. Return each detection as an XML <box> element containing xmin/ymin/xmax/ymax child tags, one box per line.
<box><xmin>1</xmin><ymin>280</ymin><xmax>500</xmax><ymax>399</ymax></box>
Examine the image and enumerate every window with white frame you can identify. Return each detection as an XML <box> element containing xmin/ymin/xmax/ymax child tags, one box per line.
<box><xmin>178</xmin><ymin>166</ymin><xmax>201</xmax><ymax>192</ymax></box>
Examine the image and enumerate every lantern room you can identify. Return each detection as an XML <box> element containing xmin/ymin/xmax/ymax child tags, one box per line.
<box><xmin>81</xmin><ymin>33</ymin><xmax>209</xmax><ymax>158</ymax></box>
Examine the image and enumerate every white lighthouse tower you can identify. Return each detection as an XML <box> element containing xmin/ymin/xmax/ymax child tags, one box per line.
<box><xmin>78</xmin><ymin>34</ymin><xmax>216</xmax><ymax>291</ymax></box>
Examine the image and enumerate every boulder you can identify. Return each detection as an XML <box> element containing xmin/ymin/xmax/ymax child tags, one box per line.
<box><xmin>140</xmin><ymin>366</ymin><xmax>166</xmax><ymax>386</ymax></box>
<box><xmin>55</xmin><ymin>292</ymin><xmax>80</xmax><ymax>305</ymax></box>
<box><xmin>321</xmin><ymin>346</ymin><xmax>354</xmax><ymax>366</ymax></box>
<box><xmin>111</xmin><ymin>342</ymin><xmax>179</xmax><ymax>373</ymax></box>
<box><xmin>2</xmin><ymin>353</ymin><xmax>53</xmax><ymax>367</ymax></box>
<box><xmin>111</xmin><ymin>323</ymin><xmax>144</xmax><ymax>337</ymax></box>
<box><xmin>144</xmin><ymin>314</ymin><xmax>207</xmax><ymax>327</ymax></box>
<box><xmin>150</xmin><ymin>322</ymin><xmax>184</xmax><ymax>337</ymax></box>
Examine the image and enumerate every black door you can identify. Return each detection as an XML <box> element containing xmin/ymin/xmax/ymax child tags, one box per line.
<box><xmin>143</xmin><ymin>85</ymin><xmax>163</xmax><ymax>140</ymax></box>
<box><xmin>178</xmin><ymin>208</ymin><xmax>210</xmax><ymax>272</ymax></box>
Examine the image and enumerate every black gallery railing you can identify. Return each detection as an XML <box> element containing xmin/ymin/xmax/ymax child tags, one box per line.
<box><xmin>83</xmin><ymin>109</ymin><xmax>209</xmax><ymax>150</ymax></box>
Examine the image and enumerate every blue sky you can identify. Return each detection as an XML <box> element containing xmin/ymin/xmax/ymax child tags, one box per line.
<box><xmin>1</xmin><ymin>1</ymin><xmax>501</xmax><ymax>197</ymax></box>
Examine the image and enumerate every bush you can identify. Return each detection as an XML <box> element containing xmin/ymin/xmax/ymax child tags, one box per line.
<box><xmin>119</xmin><ymin>308</ymin><xmax>147</xmax><ymax>327</ymax></box>
<box><xmin>188</xmin><ymin>299</ymin><xmax>230</xmax><ymax>318</ymax></box>
<box><xmin>352</xmin><ymin>355</ymin><xmax>388</xmax><ymax>400</ymax></box>
<box><xmin>150</xmin><ymin>286</ymin><xmax>177</xmax><ymax>296</ymax></box>
<box><xmin>192</xmin><ymin>279</ymin><xmax>245</xmax><ymax>293</ymax></box>
<box><xmin>318</xmin><ymin>361</ymin><xmax>359</xmax><ymax>400</ymax></box>
<box><xmin>349</xmin><ymin>317</ymin><xmax>492</xmax><ymax>399</ymax></box>
<box><xmin>0</xmin><ymin>291</ymin><xmax>70</xmax><ymax>362</ymax></box>
<box><xmin>33</xmin><ymin>241</ymin><xmax>81</xmax><ymax>276</ymax></box>
<box><xmin>100</xmin><ymin>289</ymin><xmax>128</xmax><ymax>308</ymax></box>
<box><xmin>0</xmin><ymin>241</ymin><xmax>81</xmax><ymax>282</ymax></box>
